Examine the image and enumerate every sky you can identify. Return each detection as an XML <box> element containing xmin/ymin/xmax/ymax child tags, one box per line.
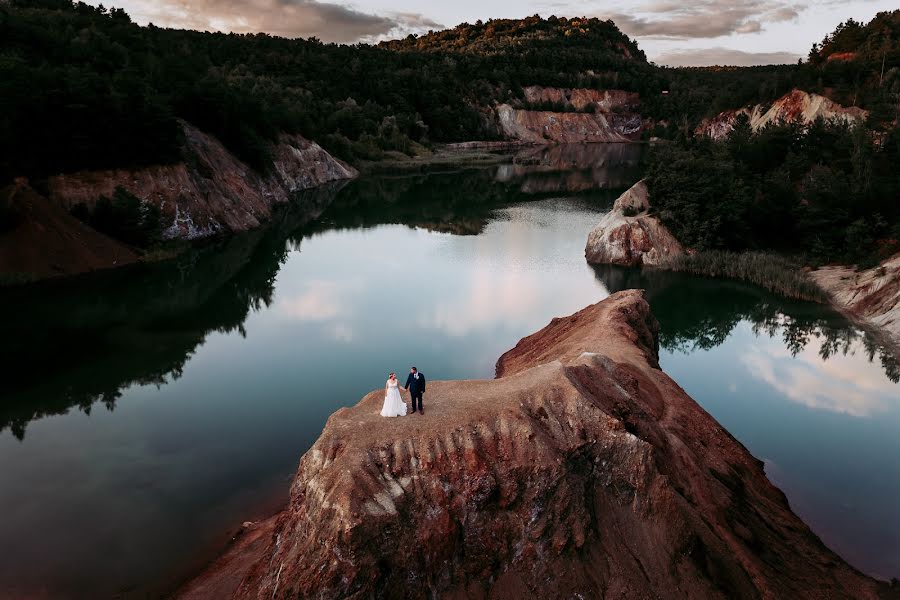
<box><xmin>93</xmin><ymin>0</ymin><xmax>897</xmax><ymax>66</ymax></box>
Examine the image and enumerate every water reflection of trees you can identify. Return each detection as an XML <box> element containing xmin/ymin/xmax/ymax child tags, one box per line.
<box><xmin>0</xmin><ymin>185</ymin><xmax>338</xmax><ymax>439</ymax></box>
<box><xmin>593</xmin><ymin>265</ymin><xmax>900</xmax><ymax>383</ymax></box>
<box><xmin>315</xmin><ymin>145</ymin><xmax>643</xmax><ymax>235</ymax></box>
<box><xmin>0</xmin><ymin>151</ymin><xmax>649</xmax><ymax>439</ymax></box>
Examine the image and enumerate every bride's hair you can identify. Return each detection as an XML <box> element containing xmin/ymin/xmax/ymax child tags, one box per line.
<box><xmin>389</xmin><ymin>372</ymin><xmax>395</xmax><ymax>378</ymax></box>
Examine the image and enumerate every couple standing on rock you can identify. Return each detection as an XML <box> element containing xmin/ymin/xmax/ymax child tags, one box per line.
<box><xmin>381</xmin><ymin>367</ymin><xmax>426</xmax><ymax>417</ymax></box>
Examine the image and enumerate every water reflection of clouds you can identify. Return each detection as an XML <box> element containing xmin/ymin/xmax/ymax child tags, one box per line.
<box><xmin>277</xmin><ymin>280</ymin><xmax>360</xmax><ymax>343</ymax></box>
<box><xmin>417</xmin><ymin>267</ymin><xmax>543</xmax><ymax>337</ymax></box>
<box><xmin>279</xmin><ymin>280</ymin><xmax>349</xmax><ymax>321</ymax></box>
<box><xmin>415</xmin><ymin>204</ymin><xmax>607</xmax><ymax>338</ymax></box>
<box><xmin>741</xmin><ymin>326</ymin><xmax>893</xmax><ymax>418</ymax></box>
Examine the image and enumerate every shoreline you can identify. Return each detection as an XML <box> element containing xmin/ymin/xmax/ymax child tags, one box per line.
<box><xmin>655</xmin><ymin>256</ymin><xmax>900</xmax><ymax>355</ymax></box>
<box><xmin>651</xmin><ymin>251</ymin><xmax>900</xmax><ymax>353</ymax></box>
<box><xmin>1</xmin><ymin>138</ymin><xmax>641</xmax><ymax>288</ymax></box>
<box><xmin>583</xmin><ymin>179</ymin><xmax>900</xmax><ymax>356</ymax></box>
<box><xmin>1</xmin><ymin>143</ymin><xmax>524</xmax><ymax>288</ymax></box>
<box><xmin>170</xmin><ymin>512</ymin><xmax>283</xmax><ymax>600</ymax></box>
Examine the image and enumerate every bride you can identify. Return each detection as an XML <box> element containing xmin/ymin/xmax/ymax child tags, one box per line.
<box><xmin>380</xmin><ymin>372</ymin><xmax>407</xmax><ymax>417</ymax></box>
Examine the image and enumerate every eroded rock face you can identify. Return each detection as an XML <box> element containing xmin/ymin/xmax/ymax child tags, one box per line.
<box><xmin>46</xmin><ymin>122</ymin><xmax>357</xmax><ymax>241</ymax></box>
<box><xmin>697</xmin><ymin>89</ymin><xmax>868</xmax><ymax>141</ymax></box>
<box><xmin>585</xmin><ymin>180</ymin><xmax>685</xmax><ymax>267</ymax></box>
<box><xmin>522</xmin><ymin>86</ymin><xmax>639</xmax><ymax>113</ymax></box>
<box><xmin>180</xmin><ymin>290</ymin><xmax>890</xmax><ymax>600</ymax></box>
<box><xmin>496</xmin><ymin>104</ymin><xmax>640</xmax><ymax>144</ymax></box>
<box><xmin>811</xmin><ymin>252</ymin><xmax>900</xmax><ymax>346</ymax></box>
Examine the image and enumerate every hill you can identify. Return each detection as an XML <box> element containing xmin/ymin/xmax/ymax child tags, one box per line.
<box><xmin>3</xmin><ymin>2</ymin><xmax>895</xmax><ymax>185</ymax></box>
<box><xmin>0</xmin><ymin>3</ymin><xmax>660</xmax><ymax>183</ymax></box>
<box><xmin>382</xmin><ymin>15</ymin><xmax>643</xmax><ymax>58</ymax></box>
<box><xmin>380</xmin><ymin>16</ymin><xmax>657</xmax><ymax>91</ymax></box>
<box><xmin>810</xmin><ymin>10</ymin><xmax>900</xmax><ymax>66</ymax></box>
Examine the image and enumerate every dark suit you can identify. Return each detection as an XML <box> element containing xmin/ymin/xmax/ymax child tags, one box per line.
<box><xmin>405</xmin><ymin>372</ymin><xmax>426</xmax><ymax>412</ymax></box>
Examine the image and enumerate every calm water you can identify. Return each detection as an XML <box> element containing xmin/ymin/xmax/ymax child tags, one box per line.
<box><xmin>1</xmin><ymin>145</ymin><xmax>898</xmax><ymax>598</ymax></box>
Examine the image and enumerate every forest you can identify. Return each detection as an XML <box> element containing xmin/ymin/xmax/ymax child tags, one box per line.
<box><xmin>0</xmin><ymin>1</ymin><xmax>662</xmax><ymax>180</ymax></box>
<box><xmin>641</xmin><ymin>11</ymin><xmax>900</xmax><ymax>136</ymax></box>
<box><xmin>2</xmin><ymin>2</ymin><xmax>899</xmax><ymax>179</ymax></box>
<box><xmin>642</xmin><ymin>11</ymin><xmax>900</xmax><ymax>266</ymax></box>
<box><xmin>646</xmin><ymin>116</ymin><xmax>900</xmax><ymax>265</ymax></box>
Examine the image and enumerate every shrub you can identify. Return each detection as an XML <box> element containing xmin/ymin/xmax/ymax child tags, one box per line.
<box><xmin>89</xmin><ymin>187</ymin><xmax>162</xmax><ymax>248</ymax></box>
<box><xmin>660</xmin><ymin>251</ymin><xmax>828</xmax><ymax>302</ymax></box>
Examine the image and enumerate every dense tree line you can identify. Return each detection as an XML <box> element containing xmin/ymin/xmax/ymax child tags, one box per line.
<box><xmin>1</xmin><ymin>0</ymin><xmax>897</xmax><ymax>187</ymax></box>
<box><xmin>646</xmin><ymin>117</ymin><xmax>900</xmax><ymax>265</ymax></box>
<box><xmin>645</xmin><ymin>11</ymin><xmax>900</xmax><ymax>268</ymax></box>
<box><xmin>0</xmin><ymin>2</ymin><xmax>659</xmax><ymax>181</ymax></box>
<box><xmin>380</xmin><ymin>16</ymin><xmax>661</xmax><ymax>93</ymax></box>
<box><xmin>650</xmin><ymin>10</ymin><xmax>900</xmax><ymax>133</ymax></box>
<box><xmin>646</xmin><ymin>64</ymin><xmax>804</xmax><ymax>135</ymax></box>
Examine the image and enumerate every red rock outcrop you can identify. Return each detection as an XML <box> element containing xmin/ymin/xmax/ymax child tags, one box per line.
<box><xmin>522</xmin><ymin>86</ymin><xmax>639</xmax><ymax>113</ymax></box>
<box><xmin>46</xmin><ymin>122</ymin><xmax>357</xmax><ymax>241</ymax></box>
<box><xmin>585</xmin><ymin>180</ymin><xmax>685</xmax><ymax>266</ymax></box>
<box><xmin>497</xmin><ymin>84</ymin><xmax>643</xmax><ymax>145</ymax></box>
<box><xmin>177</xmin><ymin>290</ymin><xmax>892</xmax><ymax>600</ymax></box>
<box><xmin>811</xmin><ymin>252</ymin><xmax>900</xmax><ymax>346</ymax></box>
<box><xmin>696</xmin><ymin>89</ymin><xmax>868</xmax><ymax>141</ymax></box>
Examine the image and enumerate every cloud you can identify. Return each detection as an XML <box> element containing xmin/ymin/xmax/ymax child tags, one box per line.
<box><xmin>740</xmin><ymin>331</ymin><xmax>894</xmax><ymax>418</ymax></box>
<box><xmin>598</xmin><ymin>0</ymin><xmax>804</xmax><ymax>40</ymax></box>
<box><xmin>279</xmin><ymin>280</ymin><xmax>355</xmax><ymax>320</ymax></box>
<box><xmin>653</xmin><ymin>47</ymin><xmax>801</xmax><ymax>66</ymax></box>
<box><xmin>767</xmin><ymin>6</ymin><xmax>803</xmax><ymax>21</ymax></box>
<box><xmin>115</xmin><ymin>0</ymin><xmax>441</xmax><ymax>43</ymax></box>
<box><xmin>735</xmin><ymin>20</ymin><xmax>762</xmax><ymax>33</ymax></box>
<box><xmin>417</xmin><ymin>267</ymin><xmax>542</xmax><ymax>337</ymax></box>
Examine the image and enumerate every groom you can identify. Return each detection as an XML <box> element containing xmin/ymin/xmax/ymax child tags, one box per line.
<box><xmin>404</xmin><ymin>366</ymin><xmax>426</xmax><ymax>415</ymax></box>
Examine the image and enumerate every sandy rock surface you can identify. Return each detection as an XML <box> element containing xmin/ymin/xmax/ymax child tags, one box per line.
<box><xmin>585</xmin><ymin>180</ymin><xmax>685</xmax><ymax>267</ymax></box>
<box><xmin>697</xmin><ymin>89</ymin><xmax>867</xmax><ymax>140</ymax></box>
<box><xmin>811</xmin><ymin>253</ymin><xmax>900</xmax><ymax>346</ymax></box>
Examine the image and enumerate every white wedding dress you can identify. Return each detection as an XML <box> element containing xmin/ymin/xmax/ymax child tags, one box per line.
<box><xmin>381</xmin><ymin>379</ymin><xmax>407</xmax><ymax>417</ymax></box>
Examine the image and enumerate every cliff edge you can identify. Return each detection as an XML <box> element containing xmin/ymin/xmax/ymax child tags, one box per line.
<box><xmin>811</xmin><ymin>253</ymin><xmax>900</xmax><ymax>347</ymax></box>
<box><xmin>177</xmin><ymin>290</ymin><xmax>891</xmax><ymax>600</ymax></box>
<box><xmin>46</xmin><ymin>121</ymin><xmax>357</xmax><ymax>241</ymax></box>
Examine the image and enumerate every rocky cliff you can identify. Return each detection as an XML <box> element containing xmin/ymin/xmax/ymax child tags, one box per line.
<box><xmin>585</xmin><ymin>180</ymin><xmax>685</xmax><ymax>267</ymax></box>
<box><xmin>522</xmin><ymin>85</ymin><xmax>639</xmax><ymax>113</ymax></box>
<box><xmin>811</xmin><ymin>252</ymin><xmax>900</xmax><ymax>347</ymax></box>
<box><xmin>46</xmin><ymin>121</ymin><xmax>357</xmax><ymax>241</ymax></box>
<box><xmin>497</xmin><ymin>86</ymin><xmax>642</xmax><ymax>144</ymax></box>
<box><xmin>176</xmin><ymin>290</ymin><xmax>891</xmax><ymax>600</ymax></box>
<box><xmin>697</xmin><ymin>89</ymin><xmax>868</xmax><ymax>140</ymax></box>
